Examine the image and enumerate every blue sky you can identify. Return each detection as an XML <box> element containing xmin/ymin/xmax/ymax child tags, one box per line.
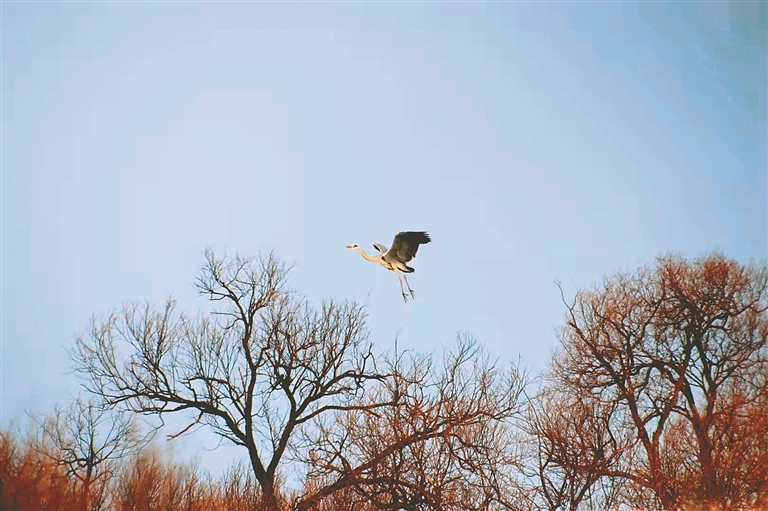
<box><xmin>2</xmin><ymin>1</ymin><xmax>766</xmax><ymax>473</ymax></box>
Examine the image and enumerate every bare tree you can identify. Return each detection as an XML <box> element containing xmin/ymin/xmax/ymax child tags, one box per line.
<box><xmin>33</xmin><ymin>396</ymin><xmax>147</xmax><ymax>511</ymax></box>
<box><xmin>542</xmin><ymin>253</ymin><xmax>768</xmax><ymax>509</ymax></box>
<box><xmin>524</xmin><ymin>387</ymin><xmax>627</xmax><ymax>511</ymax></box>
<box><xmin>73</xmin><ymin>250</ymin><xmax>394</xmax><ymax>511</ymax></box>
<box><xmin>297</xmin><ymin>336</ymin><xmax>527</xmax><ymax>511</ymax></box>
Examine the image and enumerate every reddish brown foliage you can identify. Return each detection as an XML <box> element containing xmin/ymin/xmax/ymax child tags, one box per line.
<box><xmin>0</xmin><ymin>431</ymin><xmax>273</xmax><ymax>511</ymax></box>
<box><xmin>1</xmin><ymin>431</ymin><xmax>81</xmax><ymax>511</ymax></box>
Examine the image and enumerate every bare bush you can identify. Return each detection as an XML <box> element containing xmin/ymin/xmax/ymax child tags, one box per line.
<box><xmin>0</xmin><ymin>429</ymin><xmax>79</xmax><ymax>511</ymax></box>
<box><xmin>297</xmin><ymin>335</ymin><xmax>527</xmax><ymax>511</ymax></box>
<box><xmin>32</xmin><ymin>396</ymin><xmax>148</xmax><ymax>511</ymax></box>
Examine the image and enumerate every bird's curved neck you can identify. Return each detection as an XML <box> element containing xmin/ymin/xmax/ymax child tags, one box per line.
<box><xmin>355</xmin><ymin>247</ymin><xmax>379</xmax><ymax>262</ymax></box>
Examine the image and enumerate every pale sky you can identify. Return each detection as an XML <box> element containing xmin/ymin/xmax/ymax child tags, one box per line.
<box><xmin>2</xmin><ymin>1</ymin><xmax>766</xmax><ymax>473</ymax></box>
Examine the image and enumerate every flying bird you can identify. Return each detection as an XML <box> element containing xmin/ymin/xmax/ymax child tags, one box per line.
<box><xmin>346</xmin><ymin>231</ymin><xmax>431</xmax><ymax>303</ymax></box>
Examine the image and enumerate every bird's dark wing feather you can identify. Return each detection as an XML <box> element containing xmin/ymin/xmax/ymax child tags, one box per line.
<box><xmin>386</xmin><ymin>231</ymin><xmax>431</xmax><ymax>263</ymax></box>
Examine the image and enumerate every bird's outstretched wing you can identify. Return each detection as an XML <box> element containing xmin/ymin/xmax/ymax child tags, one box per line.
<box><xmin>386</xmin><ymin>231</ymin><xmax>431</xmax><ymax>263</ymax></box>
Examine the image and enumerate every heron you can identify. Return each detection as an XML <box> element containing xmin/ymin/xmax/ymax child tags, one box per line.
<box><xmin>346</xmin><ymin>231</ymin><xmax>431</xmax><ymax>303</ymax></box>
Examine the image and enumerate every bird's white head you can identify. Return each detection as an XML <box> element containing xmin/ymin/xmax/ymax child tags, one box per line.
<box><xmin>345</xmin><ymin>244</ymin><xmax>359</xmax><ymax>250</ymax></box>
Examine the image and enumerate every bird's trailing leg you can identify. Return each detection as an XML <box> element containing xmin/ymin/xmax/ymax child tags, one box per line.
<box><xmin>394</xmin><ymin>273</ymin><xmax>409</xmax><ymax>303</ymax></box>
<box><xmin>402</xmin><ymin>273</ymin><xmax>416</xmax><ymax>299</ymax></box>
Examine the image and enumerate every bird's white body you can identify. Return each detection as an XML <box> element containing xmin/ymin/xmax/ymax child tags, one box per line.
<box><xmin>347</xmin><ymin>231</ymin><xmax>431</xmax><ymax>302</ymax></box>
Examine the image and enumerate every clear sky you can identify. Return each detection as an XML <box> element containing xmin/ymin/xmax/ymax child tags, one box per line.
<box><xmin>2</xmin><ymin>1</ymin><xmax>766</xmax><ymax>474</ymax></box>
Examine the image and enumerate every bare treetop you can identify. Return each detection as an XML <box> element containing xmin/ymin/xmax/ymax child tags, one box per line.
<box><xmin>74</xmin><ymin>250</ymin><xmax>386</xmax><ymax>511</ymax></box>
<box><xmin>535</xmin><ymin>253</ymin><xmax>768</xmax><ymax>510</ymax></box>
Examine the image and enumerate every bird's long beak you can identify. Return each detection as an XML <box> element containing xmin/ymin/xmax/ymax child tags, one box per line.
<box><xmin>345</xmin><ymin>245</ymin><xmax>355</xmax><ymax>249</ymax></box>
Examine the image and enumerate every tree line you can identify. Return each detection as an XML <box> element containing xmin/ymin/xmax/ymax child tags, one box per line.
<box><xmin>2</xmin><ymin>250</ymin><xmax>766</xmax><ymax>510</ymax></box>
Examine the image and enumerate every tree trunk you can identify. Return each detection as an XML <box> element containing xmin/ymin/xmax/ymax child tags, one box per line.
<box><xmin>647</xmin><ymin>443</ymin><xmax>675</xmax><ymax>509</ymax></box>
<box><xmin>693</xmin><ymin>420</ymin><xmax>717</xmax><ymax>506</ymax></box>
<box><xmin>81</xmin><ymin>462</ymin><xmax>95</xmax><ymax>511</ymax></box>
<box><xmin>260</xmin><ymin>480</ymin><xmax>281</xmax><ymax>511</ymax></box>
<box><xmin>81</xmin><ymin>476</ymin><xmax>91</xmax><ymax>511</ymax></box>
